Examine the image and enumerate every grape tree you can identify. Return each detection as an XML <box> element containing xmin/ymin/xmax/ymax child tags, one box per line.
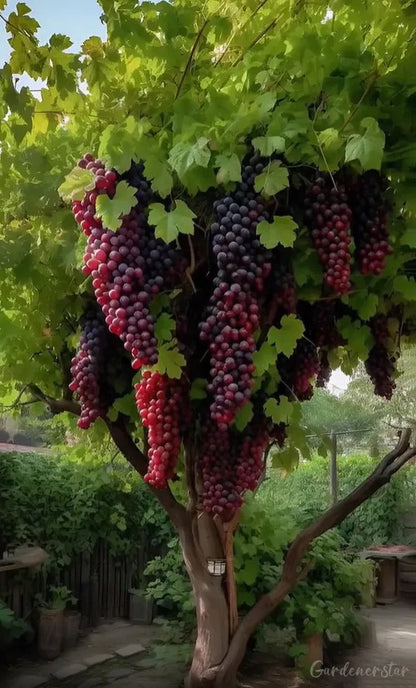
<box><xmin>1</xmin><ymin>1</ymin><xmax>416</xmax><ymax>687</ymax></box>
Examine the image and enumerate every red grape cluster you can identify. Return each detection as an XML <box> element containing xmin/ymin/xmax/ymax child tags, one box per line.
<box><xmin>304</xmin><ymin>176</ymin><xmax>352</xmax><ymax>294</ymax></box>
<box><xmin>69</xmin><ymin>310</ymin><xmax>110</xmax><ymax>429</ymax></box>
<box><xmin>291</xmin><ymin>339</ymin><xmax>320</xmax><ymax>401</ymax></box>
<box><xmin>72</xmin><ymin>155</ymin><xmax>186</xmax><ymax>370</ymax></box>
<box><xmin>365</xmin><ymin>314</ymin><xmax>396</xmax><ymax>399</ymax></box>
<box><xmin>348</xmin><ymin>171</ymin><xmax>392</xmax><ymax>275</ymax></box>
<box><xmin>199</xmin><ymin>419</ymin><xmax>269</xmax><ymax>519</ymax></box>
<box><xmin>135</xmin><ymin>371</ymin><xmax>191</xmax><ymax>488</ymax></box>
<box><xmin>199</xmin><ymin>156</ymin><xmax>272</xmax><ymax>427</ymax></box>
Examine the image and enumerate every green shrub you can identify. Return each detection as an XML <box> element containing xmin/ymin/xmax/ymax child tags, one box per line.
<box><xmin>0</xmin><ymin>451</ymin><xmax>172</xmax><ymax>571</ymax></box>
<box><xmin>259</xmin><ymin>454</ymin><xmax>416</xmax><ymax>549</ymax></box>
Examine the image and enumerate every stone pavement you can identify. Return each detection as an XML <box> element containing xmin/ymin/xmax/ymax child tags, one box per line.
<box><xmin>342</xmin><ymin>600</ymin><xmax>416</xmax><ymax>687</ymax></box>
<box><xmin>1</xmin><ymin>601</ymin><xmax>416</xmax><ymax>688</ymax></box>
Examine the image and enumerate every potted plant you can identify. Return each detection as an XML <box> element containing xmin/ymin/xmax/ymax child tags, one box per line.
<box><xmin>36</xmin><ymin>586</ymin><xmax>76</xmax><ymax>659</ymax></box>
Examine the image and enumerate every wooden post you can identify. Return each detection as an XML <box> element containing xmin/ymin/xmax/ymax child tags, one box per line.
<box><xmin>330</xmin><ymin>431</ymin><xmax>338</xmax><ymax>505</ymax></box>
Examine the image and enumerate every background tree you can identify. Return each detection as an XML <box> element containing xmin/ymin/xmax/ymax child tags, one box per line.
<box><xmin>1</xmin><ymin>1</ymin><xmax>416</xmax><ymax>687</ymax></box>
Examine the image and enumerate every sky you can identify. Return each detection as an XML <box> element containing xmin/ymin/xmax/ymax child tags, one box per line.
<box><xmin>0</xmin><ymin>1</ymin><xmax>350</xmax><ymax>395</ymax></box>
<box><xmin>0</xmin><ymin>0</ymin><xmax>105</xmax><ymax>62</ymax></box>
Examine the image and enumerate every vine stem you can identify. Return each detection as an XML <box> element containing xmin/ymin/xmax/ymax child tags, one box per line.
<box><xmin>214</xmin><ymin>0</ymin><xmax>271</xmax><ymax>67</ymax></box>
<box><xmin>175</xmin><ymin>20</ymin><xmax>209</xmax><ymax>100</ymax></box>
<box><xmin>339</xmin><ymin>71</ymin><xmax>378</xmax><ymax>134</ymax></box>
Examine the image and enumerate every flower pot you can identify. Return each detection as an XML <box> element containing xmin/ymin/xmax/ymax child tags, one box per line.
<box><xmin>38</xmin><ymin>608</ymin><xmax>64</xmax><ymax>660</ymax></box>
<box><xmin>62</xmin><ymin>611</ymin><xmax>81</xmax><ymax>650</ymax></box>
<box><xmin>128</xmin><ymin>589</ymin><xmax>153</xmax><ymax>624</ymax></box>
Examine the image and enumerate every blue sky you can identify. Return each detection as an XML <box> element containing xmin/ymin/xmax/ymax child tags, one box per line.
<box><xmin>0</xmin><ymin>0</ymin><xmax>105</xmax><ymax>61</ymax></box>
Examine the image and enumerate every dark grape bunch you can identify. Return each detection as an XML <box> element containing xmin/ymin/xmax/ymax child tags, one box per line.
<box><xmin>199</xmin><ymin>155</ymin><xmax>272</xmax><ymax>427</ymax></box>
<box><xmin>290</xmin><ymin>339</ymin><xmax>320</xmax><ymax>401</ymax></box>
<box><xmin>304</xmin><ymin>176</ymin><xmax>352</xmax><ymax>294</ymax></box>
<box><xmin>305</xmin><ymin>301</ymin><xmax>344</xmax><ymax>349</ymax></box>
<box><xmin>316</xmin><ymin>350</ymin><xmax>331</xmax><ymax>388</ymax></box>
<box><xmin>69</xmin><ymin>310</ymin><xmax>111</xmax><ymax>429</ymax></box>
<box><xmin>348</xmin><ymin>171</ymin><xmax>392</xmax><ymax>275</ymax></box>
<box><xmin>199</xmin><ymin>419</ymin><xmax>269</xmax><ymax>519</ymax></box>
<box><xmin>72</xmin><ymin>155</ymin><xmax>186</xmax><ymax>370</ymax></box>
<box><xmin>365</xmin><ymin>314</ymin><xmax>397</xmax><ymax>399</ymax></box>
<box><xmin>268</xmin><ymin>255</ymin><xmax>297</xmax><ymax>323</ymax></box>
<box><xmin>135</xmin><ymin>371</ymin><xmax>191</xmax><ymax>488</ymax></box>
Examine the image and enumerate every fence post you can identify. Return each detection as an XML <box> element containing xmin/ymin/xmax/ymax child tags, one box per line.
<box><xmin>330</xmin><ymin>431</ymin><xmax>338</xmax><ymax>505</ymax></box>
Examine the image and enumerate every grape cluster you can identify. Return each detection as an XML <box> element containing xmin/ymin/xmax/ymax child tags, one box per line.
<box><xmin>199</xmin><ymin>156</ymin><xmax>272</xmax><ymax>426</ymax></box>
<box><xmin>69</xmin><ymin>310</ymin><xmax>110</xmax><ymax>429</ymax></box>
<box><xmin>290</xmin><ymin>339</ymin><xmax>320</xmax><ymax>401</ymax></box>
<box><xmin>72</xmin><ymin>155</ymin><xmax>186</xmax><ymax>370</ymax></box>
<box><xmin>306</xmin><ymin>301</ymin><xmax>344</xmax><ymax>349</ymax></box>
<box><xmin>317</xmin><ymin>350</ymin><xmax>331</xmax><ymax>388</ymax></box>
<box><xmin>348</xmin><ymin>171</ymin><xmax>392</xmax><ymax>275</ymax></box>
<box><xmin>269</xmin><ymin>256</ymin><xmax>297</xmax><ymax>321</ymax></box>
<box><xmin>365</xmin><ymin>314</ymin><xmax>396</xmax><ymax>399</ymax></box>
<box><xmin>135</xmin><ymin>371</ymin><xmax>191</xmax><ymax>488</ymax></box>
<box><xmin>304</xmin><ymin>176</ymin><xmax>352</xmax><ymax>294</ymax></box>
<box><xmin>199</xmin><ymin>419</ymin><xmax>269</xmax><ymax>519</ymax></box>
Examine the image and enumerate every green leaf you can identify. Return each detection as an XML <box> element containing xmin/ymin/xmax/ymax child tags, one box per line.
<box><xmin>337</xmin><ymin>316</ymin><xmax>373</xmax><ymax>360</ymax></box>
<box><xmin>345</xmin><ymin>117</ymin><xmax>385</xmax><ymax>171</ymax></box>
<box><xmin>155</xmin><ymin>313</ymin><xmax>175</xmax><ymax>343</ymax></box>
<box><xmin>346</xmin><ymin>292</ymin><xmax>379</xmax><ymax>321</ymax></box>
<box><xmin>95</xmin><ymin>181</ymin><xmax>137</xmax><ymax>231</ymax></box>
<box><xmin>264</xmin><ymin>396</ymin><xmax>294</xmax><ymax>425</ymax></box>
<box><xmin>401</xmin><ymin>227</ymin><xmax>416</xmax><ymax>248</ymax></box>
<box><xmin>237</xmin><ymin>558</ymin><xmax>259</xmax><ymax>585</ymax></box>
<box><xmin>254</xmin><ymin>160</ymin><xmax>289</xmax><ymax>196</ymax></box>
<box><xmin>317</xmin><ymin>128</ymin><xmax>343</xmax><ymax>170</ymax></box>
<box><xmin>190</xmin><ymin>378</ymin><xmax>207</xmax><ymax>400</ymax></box>
<box><xmin>252</xmin><ymin>136</ymin><xmax>285</xmax><ymax>156</ymax></box>
<box><xmin>58</xmin><ymin>167</ymin><xmax>95</xmax><ymax>202</ymax></box>
<box><xmin>234</xmin><ymin>401</ymin><xmax>254</xmax><ymax>431</ymax></box>
<box><xmin>267</xmin><ymin>315</ymin><xmax>305</xmax><ymax>357</ymax></box>
<box><xmin>393</xmin><ymin>275</ymin><xmax>416</xmax><ymax>300</ymax></box>
<box><xmin>113</xmin><ymin>392</ymin><xmax>137</xmax><ymax>419</ymax></box>
<box><xmin>271</xmin><ymin>445</ymin><xmax>299</xmax><ymax>471</ymax></box>
<box><xmin>148</xmin><ymin>200</ymin><xmax>195</xmax><ymax>243</ymax></box>
<box><xmin>169</xmin><ymin>138</ymin><xmax>211</xmax><ymax>178</ymax></box>
<box><xmin>257</xmin><ymin>215</ymin><xmax>298</xmax><ymax>249</ymax></box>
<box><xmin>155</xmin><ymin>341</ymin><xmax>185</xmax><ymax>379</ymax></box>
<box><xmin>215</xmin><ymin>153</ymin><xmax>241</xmax><ymax>184</ymax></box>
<box><xmin>252</xmin><ymin>342</ymin><xmax>276</xmax><ymax>376</ymax></box>
<box><xmin>144</xmin><ymin>155</ymin><xmax>173</xmax><ymax>198</ymax></box>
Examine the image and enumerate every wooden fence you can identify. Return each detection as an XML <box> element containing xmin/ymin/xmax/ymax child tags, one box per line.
<box><xmin>0</xmin><ymin>536</ymin><xmax>159</xmax><ymax>627</ymax></box>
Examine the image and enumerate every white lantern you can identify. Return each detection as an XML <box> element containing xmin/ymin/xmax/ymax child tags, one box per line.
<box><xmin>207</xmin><ymin>558</ymin><xmax>226</xmax><ymax>576</ymax></box>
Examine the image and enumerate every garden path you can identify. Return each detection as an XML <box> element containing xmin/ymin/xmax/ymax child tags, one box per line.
<box><xmin>1</xmin><ymin>600</ymin><xmax>416</xmax><ymax>688</ymax></box>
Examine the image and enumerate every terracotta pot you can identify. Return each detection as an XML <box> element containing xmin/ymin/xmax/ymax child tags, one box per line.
<box><xmin>38</xmin><ymin>607</ymin><xmax>64</xmax><ymax>660</ymax></box>
<box><xmin>62</xmin><ymin>611</ymin><xmax>81</xmax><ymax>649</ymax></box>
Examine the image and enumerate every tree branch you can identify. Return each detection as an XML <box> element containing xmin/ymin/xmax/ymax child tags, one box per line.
<box><xmin>211</xmin><ymin>429</ymin><xmax>416</xmax><ymax>682</ymax></box>
<box><xmin>28</xmin><ymin>384</ymin><xmax>81</xmax><ymax>416</ymax></box>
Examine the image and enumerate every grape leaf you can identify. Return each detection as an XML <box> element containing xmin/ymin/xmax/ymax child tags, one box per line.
<box><xmin>337</xmin><ymin>316</ymin><xmax>373</xmax><ymax>359</ymax></box>
<box><xmin>252</xmin><ymin>342</ymin><xmax>276</xmax><ymax>376</ymax></box>
<box><xmin>254</xmin><ymin>160</ymin><xmax>289</xmax><ymax>196</ymax></box>
<box><xmin>401</xmin><ymin>227</ymin><xmax>416</xmax><ymax>248</ymax></box>
<box><xmin>252</xmin><ymin>136</ymin><xmax>285</xmax><ymax>156</ymax></box>
<box><xmin>257</xmin><ymin>215</ymin><xmax>298</xmax><ymax>249</ymax></box>
<box><xmin>393</xmin><ymin>275</ymin><xmax>416</xmax><ymax>300</ymax></box>
<box><xmin>144</xmin><ymin>155</ymin><xmax>173</xmax><ymax>198</ymax></box>
<box><xmin>347</xmin><ymin>292</ymin><xmax>379</xmax><ymax>320</ymax></box>
<box><xmin>234</xmin><ymin>401</ymin><xmax>253</xmax><ymax>431</ymax></box>
<box><xmin>264</xmin><ymin>396</ymin><xmax>294</xmax><ymax>424</ymax></box>
<box><xmin>95</xmin><ymin>181</ymin><xmax>137</xmax><ymax>231</ymax></box>
<box><xmin>58</xmin><ymin>167</ymin><xmax>95</xmax><ymax>202</ymax></box>
<box><xmin>190</xmin><ymin>378</ymin><xmax>207</xmax><ymax>400</ymax></box>
<box><xmin>271</xmin><ymin>445</ymin><xmax>299</xmax><ymax>471</ymax></box>
<box><xmin>155</xmin><ymin>313</ymin><xmax>175</xmax><ymax>342</ymax></box>
<box><xmin>148</xmin><ymin>200</ymin><xmax>195</xmax><ymax>243</ymax></box>
<box><xmin>215</xmin><ymin>153</ymin><xmax>241</xmax><ymax>184</ymax></box>
<box><xmin>155</xmin><ymin>341</ymin><xmax>186</xmax><ymax>379</ymax></box>
<box><xmin>345</xmin><ymin>117</ymin><xmax>385</xmax><ymax>171</ymax></box>
<box><xmin>169</xmin><ymin>138</ymin><xmax>211</xmax><ymax>178</ymax></box>
<box><xmin>113</xmin><ymin>392</ymin><xmax>138</xmax><ymax>419</ymax></box>
<box><xmin>267</xmin><ymin>314</ymin><xmax>305</xmax><ymax>357</ymax></box>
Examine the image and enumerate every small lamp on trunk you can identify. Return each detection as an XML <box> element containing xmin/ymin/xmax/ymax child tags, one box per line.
<box><xmin>207</xmin><ymin>557</ymin><xmax>226</xmax><ymax>576</ymax></box>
